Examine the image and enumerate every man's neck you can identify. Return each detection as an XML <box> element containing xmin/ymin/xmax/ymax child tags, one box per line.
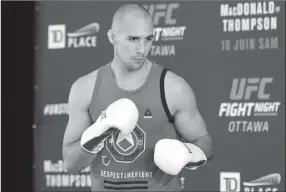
<box><xmin>110</xmin><ymin>59</ymin><xmax>149</xmax><ymax>79</ymax></box>
<box><xmin>110</xmin><ymin>59</ymin><xmax>152</xmax><ymax>91</ymax></box>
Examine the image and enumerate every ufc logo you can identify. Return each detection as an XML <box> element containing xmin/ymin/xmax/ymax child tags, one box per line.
<box><xmin>220</xmin><ymin>172</ymin><xmax>240</xmax><ymax>192</ymax></box>
<box><xmin>230</xmin><ymin>78</ymin><xmax>273</xmax><ymax>100</ymax></box>
<box><xmin>143</xmin><ymin>3</ymin><xmax>179</xmax><ymax>26</ymax></box>
<box><xmin>48</xmin><ymin>25</ymin><xmax>66</xmax><ymax>49</ymax></box>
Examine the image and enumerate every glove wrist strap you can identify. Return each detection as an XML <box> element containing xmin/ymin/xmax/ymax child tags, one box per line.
<box><xmin>183</xmin><ymin>143</ymin><xmax>207</xmax><ymax>170</ymax></box>
<box><xmin>81</xmin><ymin>127</ymin><xmax>115</xmax><ymax>154</ymax></box>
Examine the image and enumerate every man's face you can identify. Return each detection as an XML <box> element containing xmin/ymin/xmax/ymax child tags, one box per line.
<box><xmin>114</xmin><ymin>16</ymin><xmax>154</xmax><ymax>71</ymax></box>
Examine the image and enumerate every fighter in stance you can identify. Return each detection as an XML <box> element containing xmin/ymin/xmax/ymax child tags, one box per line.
<box><xmin>63</xmin><ymin>4</ymin><xmax>213</xmax><ymax>191</ymax></box>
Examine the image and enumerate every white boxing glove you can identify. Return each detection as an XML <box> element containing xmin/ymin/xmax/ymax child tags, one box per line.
<box><xmin>81</xmin><ymin>98</ymin><xmax>139</xmax><ymax>153</ymax></box>
<box><xmin>154</xmin><ymin>139</ymin><xmax>207</xmax><ymax>175</ymax></box>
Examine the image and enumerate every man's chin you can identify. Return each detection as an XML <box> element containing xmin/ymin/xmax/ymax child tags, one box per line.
<box><xmin>129</xmin><ymin>59</ymin><xmax>145</xmax><ymax>70</ymax></box>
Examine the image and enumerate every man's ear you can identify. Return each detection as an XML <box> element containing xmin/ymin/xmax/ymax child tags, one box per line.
<box><xmin>107</xmin><ymin>29</ymin><xmax>116</xmax><ymax>45</ymax></box>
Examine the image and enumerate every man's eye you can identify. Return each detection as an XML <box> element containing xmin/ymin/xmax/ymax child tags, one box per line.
<box><xmin>146</xmin><ymin>37</ymin><xmax>153</xmax><ymax>42</ymax></box>
<box><xmin>129</xmin><ymin>38</ymin><xmax>137</xmax><ymax>42</ymax></box>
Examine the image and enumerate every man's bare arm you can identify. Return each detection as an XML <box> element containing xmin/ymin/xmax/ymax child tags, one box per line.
<box><xmin>165</xmin><ymin>72</ymin><xmax>214</xmax><ymax>160</ymax></box>
<box><xmin>63</xmin><ymin>73</ymin><xmax>99</xmax><ymax>174</ymax></box>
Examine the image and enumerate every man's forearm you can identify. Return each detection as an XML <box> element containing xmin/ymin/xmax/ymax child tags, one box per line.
<box><xmin>193</xmin><ymin>134</ymin><xmax>214</xmax><ymax>161</ymax></box>
<box><xmin>63</xmin><ymin>140</ymin><xmax>99</xmax><ymax>174</ymax></box>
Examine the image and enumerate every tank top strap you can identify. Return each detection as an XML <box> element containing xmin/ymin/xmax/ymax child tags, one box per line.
<box><xmin>88</xmin><ymin>64</ymin><xmax>106</xmax><ymax>118</ymax></box>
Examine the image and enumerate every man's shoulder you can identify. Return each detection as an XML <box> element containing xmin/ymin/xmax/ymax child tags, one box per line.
<box><xmin>165</xmin><ymin>70</ymin><xmax>185</xmax><ymax>87</ymax></box>
<box><xmin>73</xmin><ymin>69</ymin><xmax>98</xmax><ymax>90</ymax></box>
<box><xmin>68</xmin><ymin>68</ymin><xmax>101</xmax><ymax>107</ymax></box>
<box><xmin>151</xmin><ymin>61</ymin><xmax>181</xmax><ymax>81</ymax></box>
<box><xmin>164</xmin><ymin>70</ymin><xmax>195</xmax><ymax>99</ymax></box>
<box><xmin>72</xmin><ymin>62</ymin><xmax>110</xmax><ymax>88</ymax></box>
<box><xmin>151</xmin><ymin>61</ymin><xmax>186</xmax><ymax>90</ymax></box>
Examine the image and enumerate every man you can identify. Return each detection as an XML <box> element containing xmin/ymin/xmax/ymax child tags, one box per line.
<box><xmin>63</xmin><ymin>3</ymin><xmax>213</xmax><ymax>191</ymax></box>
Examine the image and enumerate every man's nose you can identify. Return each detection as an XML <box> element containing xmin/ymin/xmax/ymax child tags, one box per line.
<box><xmin>136</xmin><ymin>40</ymin><xmax>145</xmax><ymax>54</ymax></box>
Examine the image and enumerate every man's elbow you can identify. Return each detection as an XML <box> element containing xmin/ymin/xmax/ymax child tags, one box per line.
<box><xmin>206</xmin><ymin>138</ymin><xmax>214</xmax><ymax>161</ymax></box>
<box><xmin>193</xmin><ymin>134</ymin><xmax>214</xmax><ymax>161</ymax></box>
<box><xmin>207</xmin><ymin>151</ymin><xmax>215</xmax><ymax>161</ymax></box>
<box><xmin>63</xmin><ymin>151</ymin><xmax>81</xmax><ymax>174</ymax></box>
<box><xmin>64</xmin><ymin>160</ymin><xmax>82</xmax><ymax>175</ymax></box>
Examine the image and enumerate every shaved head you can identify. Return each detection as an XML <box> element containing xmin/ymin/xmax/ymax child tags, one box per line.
<box><xmin>108</xmin><ymin>4</ymin><xmax>154</xmax><ymax>72</ymax></box>
<box><xmin>111</xmin><ymin>4</ymin><xmax>152</xmax><ymax>33</ymax></box>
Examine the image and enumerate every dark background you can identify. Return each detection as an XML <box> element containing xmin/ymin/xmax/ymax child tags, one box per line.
<box><xmin>2</xmin><ymin>1</ymin><xmax>35</xmax><ymax>192</ymax></box>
